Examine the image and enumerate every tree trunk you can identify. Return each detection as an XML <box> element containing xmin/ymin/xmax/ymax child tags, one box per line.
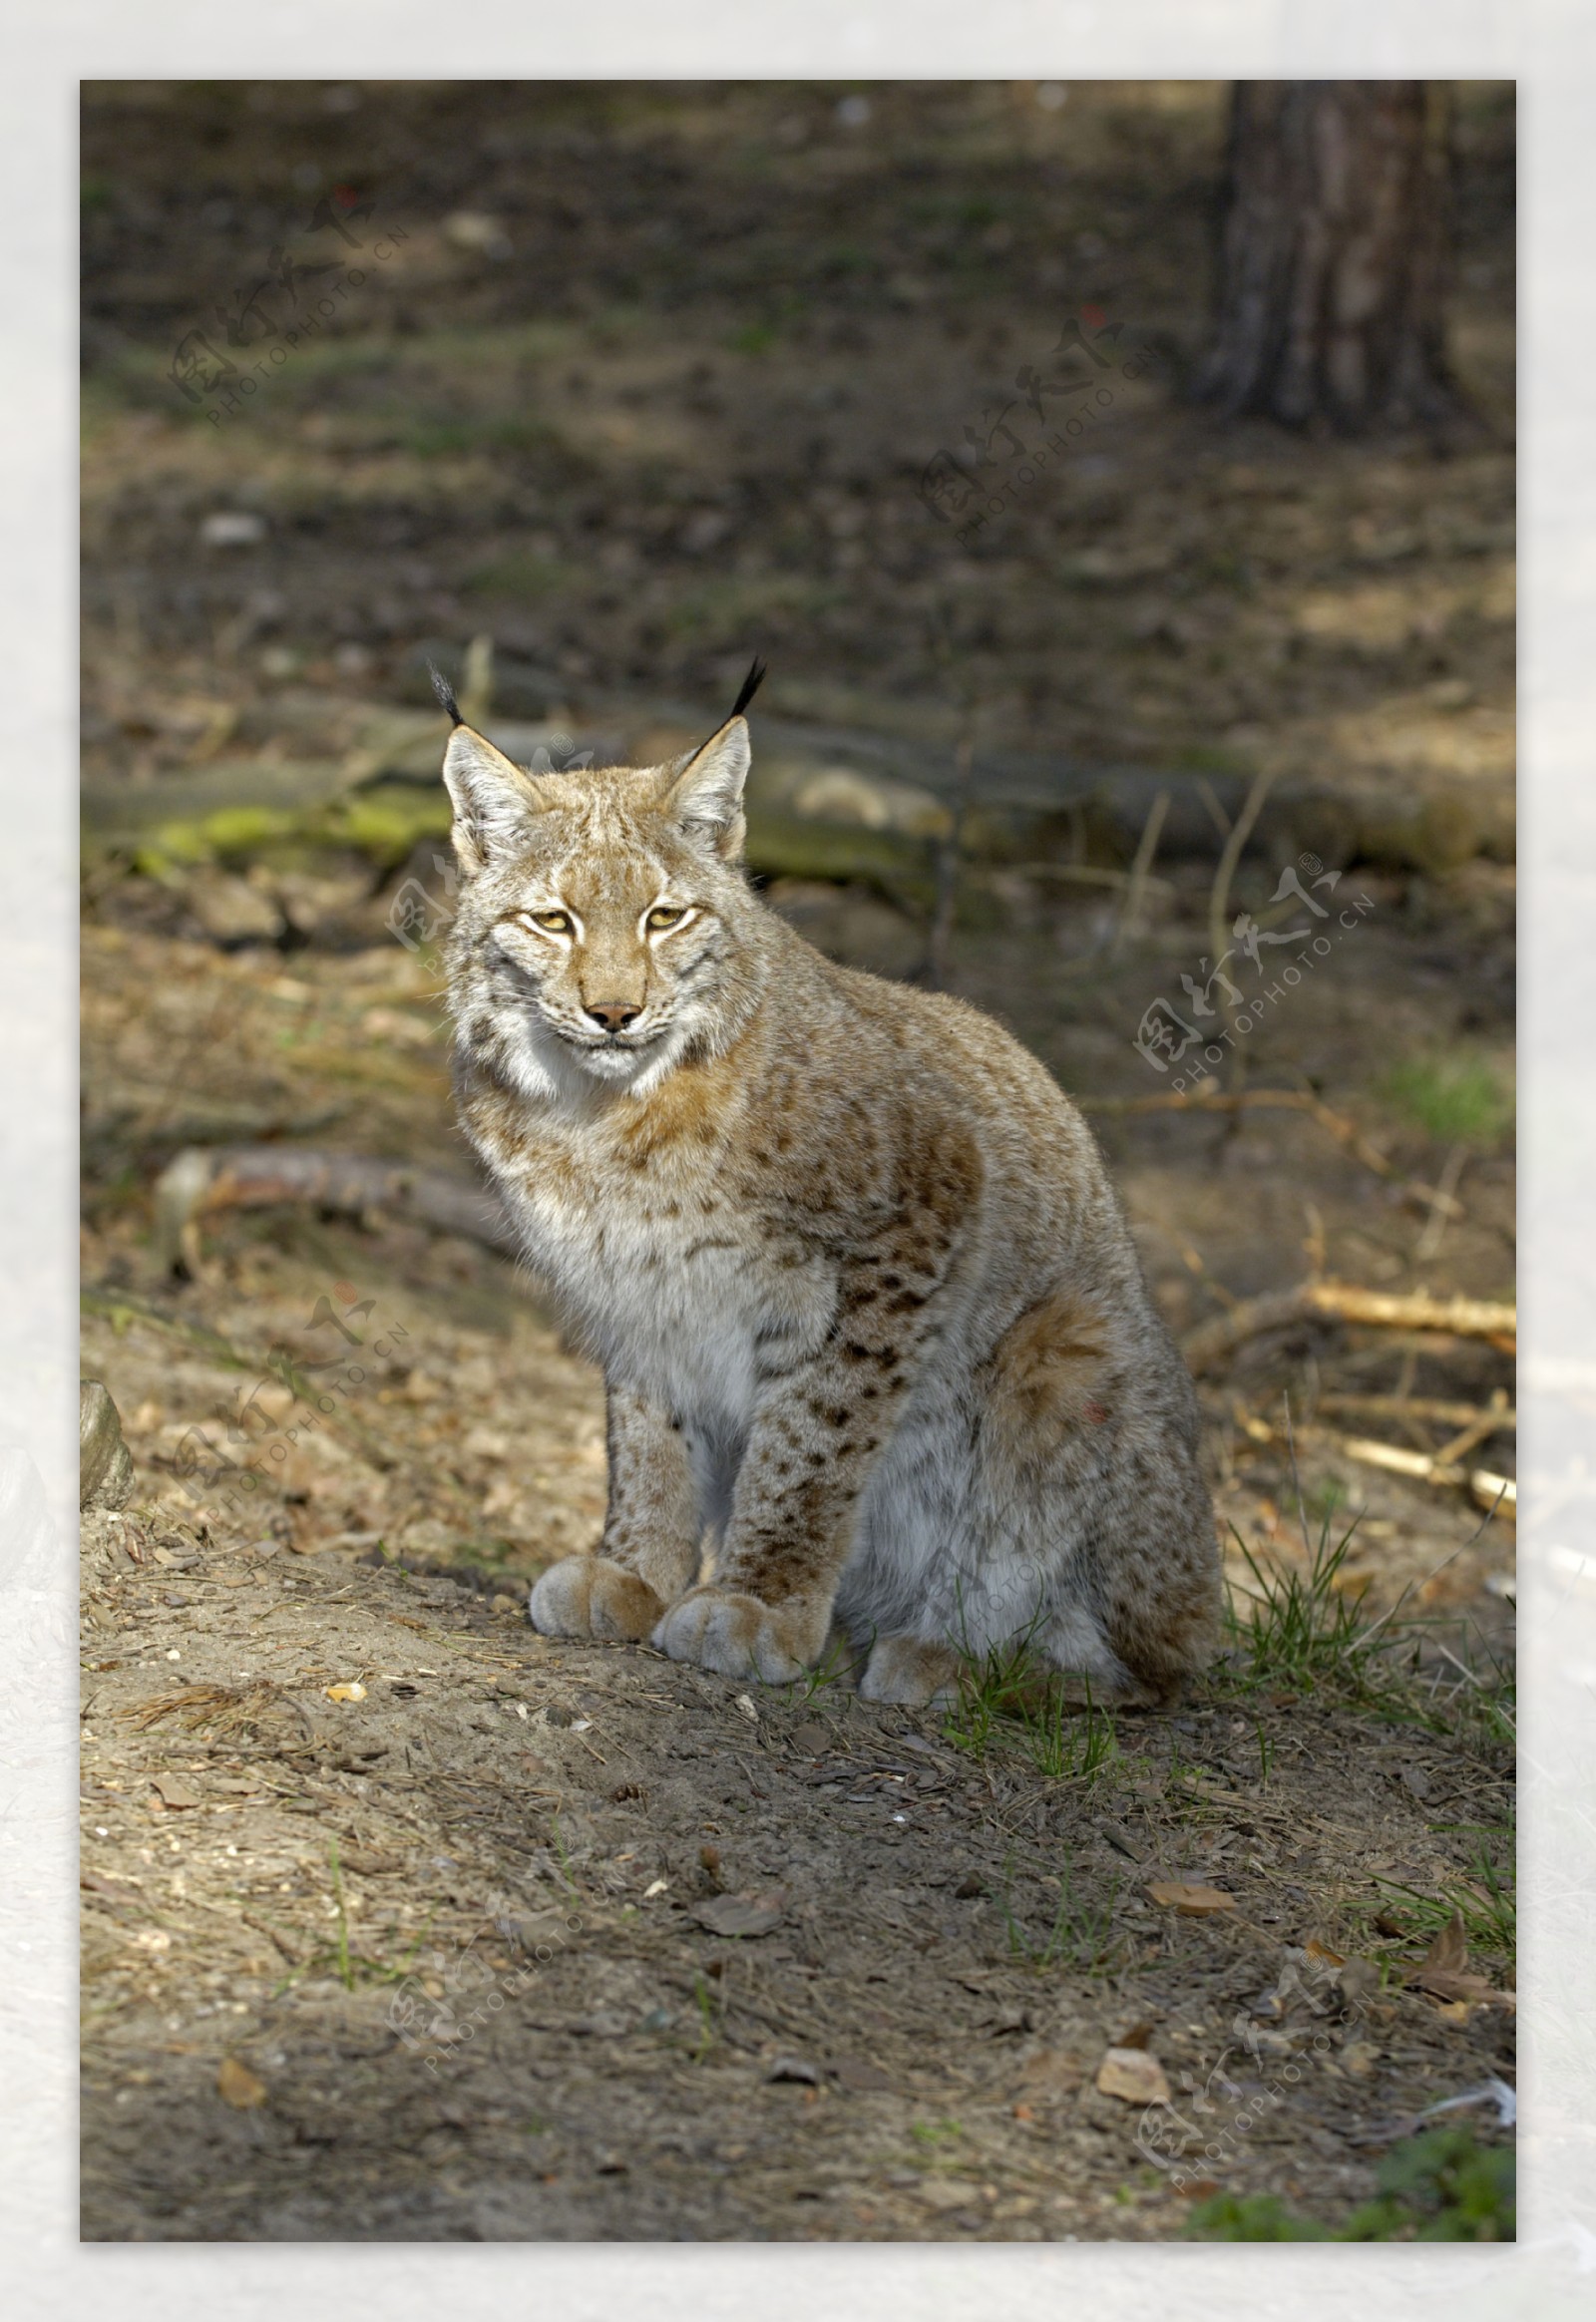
<box><xmin>1196</xmin><ymin>82</ymin><xmax>1464</xmax><ymax>432</ymax></box>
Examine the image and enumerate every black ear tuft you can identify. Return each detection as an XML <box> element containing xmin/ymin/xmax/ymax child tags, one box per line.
<box><xmin>429</xmin><ymin>662</ymin><xmax>463</xmax><ymax>727</ymax></box>
<box><xmin>730</xmin><ymin>655</ymin><xmax>767</xmax><ymax>719</ymax></box>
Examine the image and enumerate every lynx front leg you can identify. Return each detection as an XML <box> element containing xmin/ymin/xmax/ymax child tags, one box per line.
<box><xmin>530</xmin><ymin>1384</ymin><xmax>701</xmax><ymax>1643</ymax></box>
<box><xmin>655</xmin><ymin>1134</ymin><xmax>978</xmax><ymax>1683</ymax></box>
<box><xmin>652</xmin><ymin>1343</ymin><xmax>898</xmax><ymax>1679</ymax></box>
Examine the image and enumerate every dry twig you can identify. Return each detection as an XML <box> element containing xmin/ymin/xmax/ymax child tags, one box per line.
<box><xmin>1182</xmin><ymin>1277</ymin><xmax>1516</xmax><ymax>1374</ymax></box>
<box><xmin>1232</xmin><ymin>1411</ymin><xmax>1516</xmax><ymax>1513</ymax></box>
<box><xmin>1078</xmin><ymin>1086</ymin><xmax>1462</xmax><ymax>1211</ymax></box>
<box><xmin>154</xmin><ymin>1146</ymin><xmax>518</xmax><ymax>1277</ymax></box>
<box><xmin>1111</xmin><ymin>786</ymin><xmax>1170</xmax><ymax>955</ymax></box>
<box><xmin>1313</xmin><ymin>1393</ymin><xmax>1515</xmax><ymax>1432</ymax></box>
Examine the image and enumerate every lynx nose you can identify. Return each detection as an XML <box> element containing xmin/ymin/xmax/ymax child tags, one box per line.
<box><xmin>585</xmin><ymin>999</ymin><xmax>642</xmax><ymax>1035</ymax></box>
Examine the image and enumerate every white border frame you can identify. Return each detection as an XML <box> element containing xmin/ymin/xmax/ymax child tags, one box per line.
<box><xmin>7</xmin><ymin>7</ymin><xmax>1586</xmax><ymax>2313</ymax></box>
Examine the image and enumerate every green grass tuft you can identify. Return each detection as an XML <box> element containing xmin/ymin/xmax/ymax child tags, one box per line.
<box><xmin>1379</xmin><ymin>1048</ymin><xmax>1513</xmax><ymax>1149</ymax></box>
<box><xmin>1187</xmin><ymin>2126</ymin><xmax>1514</xmax><ymax>2241</ymax></box>
<box><xmin>1214</xmin><ymin>1412</ymin><xmax>1517</xmax><ymax>1753</ymax></box>
<box><xmin>942</xmin><ymin>1629</ymin><xmax>1122</xmax><ymax>1788</ymax></box>
<box><xmin>1221</xmin><ymin>1496</ymin><xmax>1374</xmax><ymax>1700</ymax></box>
<box><xmin>1367</xmin><ymin>1847</ymin><xmax>1516</xmax><ymax>1967</ymax></box>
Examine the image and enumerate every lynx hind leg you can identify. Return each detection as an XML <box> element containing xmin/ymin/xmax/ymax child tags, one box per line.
<box><xmin>1028</xmin><ymin>1547</ymin><xmax>1218</xmax><ymax>1713</ymax></box>
<box><xmin>1094</xmin><ymin>1426</ymin><xmax>1224</xmax><ymax>1704</ymax></box>
<box><xmin>981</xmin><ymin>1284</ymin><xmax>1116</xmax><ymax>1475</ymax></box>
<box><xmin>858</xmin><ymin>1635</ymin><xmax>963</xmax><ymax>1708</ymax></box>
<box><xmin>982</xmin><ymin>1284</ymin><xmax>1221</xmax><ymax>1708</ymax></box>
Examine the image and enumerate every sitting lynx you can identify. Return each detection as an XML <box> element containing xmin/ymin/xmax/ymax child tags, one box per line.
<box><xmin>439</xmin><ymin>665</ymin><xmax>1220</xmax><ymax>1707</ymax></box>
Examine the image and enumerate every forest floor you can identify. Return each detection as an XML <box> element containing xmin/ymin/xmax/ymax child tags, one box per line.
<box><xmin>79</xmin><ymin>80</ymin><xmax>1516</xmax><ymax>2240</ymax></box>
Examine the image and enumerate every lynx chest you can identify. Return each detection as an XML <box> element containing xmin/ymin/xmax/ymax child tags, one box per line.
<box><xmin>493</xmin><ymin>1124</ymin><xmax>836</xmax><ymax>1423</ymax></box>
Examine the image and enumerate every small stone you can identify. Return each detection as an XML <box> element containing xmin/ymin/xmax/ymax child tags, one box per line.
<box><xmin>80</xmin><ymin>1381</ymin><xmax>134</xmax><ymax>1511</ymax></box>
<box><xmin>766</xmin><ymin>2055</ymin><xmax>821</xmax><ymax>2085</ymax></box>
<box><xmin>916</xmin><ymin>2176</ymin><xmax>985</xmax><ymax>2212</ymax></box>
<box><xmin>1095</xmin><ymin>2047</ymin><xmax>1172</xmax><ymax>2106</ymax></box>
<box><xmin>200</xmin><ymin>511</ymin><xmax>267</xmax><ymax>548</ymax></box>
<box><xmin>153</xmin><ymin>1775</ymin><xmax>201</xmax><ymax>1810</ymax></box>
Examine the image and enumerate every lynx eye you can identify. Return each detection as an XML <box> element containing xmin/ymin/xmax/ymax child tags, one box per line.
<box><xmin>522</xmin><ymin>910</ymin><xmax>573</xmax><ymax>936</ymax></box>
<box><xmin>645</xmin><ymin>905</ymin><xmax>689</xmax><ymax>932</ymax></box>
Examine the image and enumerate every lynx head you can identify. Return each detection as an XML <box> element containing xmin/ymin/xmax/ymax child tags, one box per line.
<box><xmin>439</xmin><ymin>665</ymin><xmax>768</xmax><ymax>1098</ymax></box>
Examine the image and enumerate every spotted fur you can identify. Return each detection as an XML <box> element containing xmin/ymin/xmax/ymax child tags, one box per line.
<box><xmin>441</xmin><ymin>705</ymin><xmax>1221</xmax><ymax>1706</ymax></box>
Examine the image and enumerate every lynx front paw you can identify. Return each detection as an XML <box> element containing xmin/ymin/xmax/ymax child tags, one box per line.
<box><xmin>529</xmin><ymin>1555</ymin><xmax>665</xmax><ymax>1643</ymax></box>
<box><xmin>651</xmin><ymin>1587</ymin><xmax>822</xmax><ymax>1684</ymax></box>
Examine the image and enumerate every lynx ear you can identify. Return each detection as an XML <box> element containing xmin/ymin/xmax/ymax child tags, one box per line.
<box><xmin>442</xmin><ymin>725</ymin><xmax>547</xmax><ymax>877</ymax></box>
<box><xmin>659</xmin><ymin>715</ymin><xmax>751</xmax><ymax>859</ymax></box>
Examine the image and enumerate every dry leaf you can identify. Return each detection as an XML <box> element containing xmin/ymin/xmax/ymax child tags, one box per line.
<box><xmin>324</xmin><ymin>1682</ymin><xmax>366</xmax><ymax>1703</ymax></box>
<box><xmin>1423</xmin><ymin>1910</ymin><xmax>1469</xmax><ymax>1978</ymax></box>
<box><xmin>1146</xmin><ymin>1880</ymin><xmax>1238</xmax><ymax>1916</ymax></box>
<box><xmin>1410</xmin><ymin>1911</ymin><xmax>1514</xmax><ymax>2008</ymax></box>
<box><xmin>1420</xmin><ymin>1973</ymin><xmax>1514</xmax><ymax>2009</ymax></box>
<box><xmin>1304</xmin><ymin>1938</ymin><xmax>1346</xmax><ymax>1968</ymax></box>
<box><xmin>1095</xmin><ymin>2047</ymin><xmax>1172</xmax><ymax>2106</ymax></box>
<box><xmin>216</xmin><ymin>2056</ymin><xmax>266</xmax><ymax>2110</ymax></box>
<box><xmin>152</xmin><ymin>1775</ymin><xmax>200</xmax><ymax>1809</ymax></box>
<box><xmin>688</xmin><ymin>1885</ymin><xmax>790</xmax><ymax>1938</ymax></box>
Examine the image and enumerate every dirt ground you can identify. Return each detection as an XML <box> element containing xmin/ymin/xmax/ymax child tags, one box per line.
<box><xmin>79</xmin><ymin>80</ymin><xmax>1515</xmax><ymax>2241</ymax></box>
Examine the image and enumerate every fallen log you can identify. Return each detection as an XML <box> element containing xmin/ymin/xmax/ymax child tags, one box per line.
<box><xmin>153</xmin><ymin>1145</ymin><xmax>518</xmax><ymax>1277</ymax></box>
<box><xmin>1182</xmin><ymin>1277</ymin><xmax>1516</xmax><ymax>1374</ymax></box>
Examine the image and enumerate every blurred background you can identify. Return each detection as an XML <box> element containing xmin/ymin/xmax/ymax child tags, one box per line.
<box><xmin>80</xmin><ymin>78</ymin><xmax>1515</xmax><ymax>1619</ymax></box>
